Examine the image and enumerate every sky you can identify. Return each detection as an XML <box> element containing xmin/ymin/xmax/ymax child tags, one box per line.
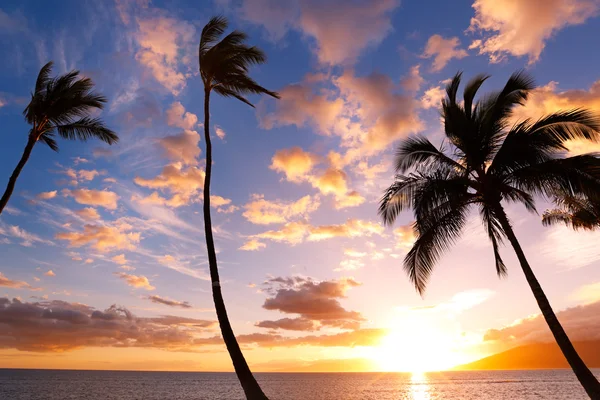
<box><xmin>0</xmin><ymin>0</ymin><xmax>600</xmax><ymax>373</ymax></box>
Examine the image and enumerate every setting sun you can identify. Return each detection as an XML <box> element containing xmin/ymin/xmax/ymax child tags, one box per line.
<box><xmin>367</xmin><ymin>310</ymin><xmax>469</xmax><ymax>372</ymax></box>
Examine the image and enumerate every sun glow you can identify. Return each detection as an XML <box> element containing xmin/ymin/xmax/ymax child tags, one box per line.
<box><xmin>367</xmin><ymin>308</ymin><xmax>472</xmax><ymax>372</ymax></box>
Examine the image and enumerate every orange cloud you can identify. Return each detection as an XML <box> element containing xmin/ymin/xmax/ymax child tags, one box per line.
<box><xmin>421</xmin><ymin>85</ymin><xmax>446</xmax><ymax>109</ymax></box>
<box><xmin>0</xmin><ymin>273</ymin><xmax>39</xmax><ymax>291</ymax></box>
<box><xmin>215</xmin><ymin>126</ymin><xmax>226</xmax><ymax>140</ymax></box>
<box><xmin>111</xmin><ymin>254</ymin><xmax>128</xmax><ymax>265</ymax></box>
<box><xmin>75</xmin><ymin>207</ymin><xmax>101</xmax><ymax>221</ymax></box>
<box><xmin>468</xmin><ymin>0</ymin><xmax>598</xmax><ymax>64</ymax></box>
<box><xmin>134</xmin><ymin>16</ymin><xmax>196</xmax><ymax>95</ymax></box>
<box><xmin>159</xmin><ymin>130</ymin><xmax>201</xmax><ymax>165</ymax></box>
<box><xmin>36</xmin><ymin>191</ymin><xmax>57</xmax><ymax>200</ymax></box>
<box><xmin>44</xmin><ymin>270</ymin><xmax>56</xmax><ymax>277</ymax></box>
<box><xmin>165</xmin><ymin>101</ymin><xmax>198</xmax><ymax>130</ymax></box>
<box><xmin>422</xmin><ymin>35</ymin><xmax>468</xmax><ymax>72</ymax></box>
<box><xmin>134</xmin><ymin>163</ymin><xmax>205</xmax><ymax>207</ymax></box>
<box><xmin>55</xmin><ymin>224</ymin><xmax>141</xmax><ymax>252</ymax></box>
<box><xmin>63</xmin><ymin>189</ymin><xmax>119</xmax><ymax>210</ymax></box>
<box><xmin>307</xmin><ymin>219</ymin><xmax>384</xmax><ymax>241</ymax></box>
<box><xmin>243</xmin><ymin>194</ymin><xmax>320</xmax><ymax>225</ymax></box>
<box><xmin>115</xmin><ymin>272</ymin><xmax>155</xmax><ymax>290</ymax></box>
<box><xmin>269</xmin><ymin>147</ymin><xmax>320</xmax><ymax>183</ymax></box>
<box><xmin>255</xmin><ymin>317</ymin><xmax>316</xmax><ymax>331</ymax></box>
<box><xmin>239</xmin><ymin>238</ymin><xmax>267</xmax><ymax>251</ymax></box>
<box><xmin>400</xmin><ymin>65</ymin><xmax>424</xmax><ymax>92</ymax></box>
<box><xmin>394</xmin><ymin>224</ymin><xmax>417</xmax><ymax>249</ymax></box>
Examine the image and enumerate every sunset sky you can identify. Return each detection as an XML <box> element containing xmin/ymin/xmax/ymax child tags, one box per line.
<box><xmin>1</xmin><ymin>0</ymin><xmax>600</xmax><ymax>373</ymax></box>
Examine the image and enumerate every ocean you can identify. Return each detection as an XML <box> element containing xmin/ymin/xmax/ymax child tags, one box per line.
<box><xmin>1</xmin><ymin>369</ymin><xmax>598</xmax><ymax>399</ymax></box>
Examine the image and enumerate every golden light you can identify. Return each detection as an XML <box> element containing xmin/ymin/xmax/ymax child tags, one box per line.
<box><xmin>366</xmin><ymin>308</ymin><xmax>472</xmax><ymax>372</ymax></box>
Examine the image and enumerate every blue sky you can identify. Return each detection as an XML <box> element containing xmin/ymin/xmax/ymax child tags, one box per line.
<box><xmin>1</xmin><ymin>0</ymin><xmax>600</xmax><ymax>372</ymax></box>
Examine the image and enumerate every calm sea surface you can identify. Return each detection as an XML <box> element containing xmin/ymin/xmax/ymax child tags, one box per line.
<box><xmin>1</xmin><ymin>369</ymin><xmax>598</xmax><ymax>399</ymax></box>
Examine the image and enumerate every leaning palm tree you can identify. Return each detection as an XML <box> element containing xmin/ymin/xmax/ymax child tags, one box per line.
<box><xmin>379</xmin><ymin>71</ymin><xmax>600</xmax><ymax>398</ymax></box>
<box><xmin>199</xmin><ymin>16</ymin><xmax>279</xmax><ymax>400</ymax></box>
<box><xmin>0</xmin><ymin>62</ymin><xmax>118</xmax><ymax>215</ymax></box>
<box><xmin>543</xmin><ymin>193</ymin><xmax>600</xmax><ymax>230</ymax></box>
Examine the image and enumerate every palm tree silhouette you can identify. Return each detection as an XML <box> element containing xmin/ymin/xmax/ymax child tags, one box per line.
<box><xmin>198</xmin><ymin>16</ymin><xmax>279</xmax><ymax>400</ymax></box>
<box><xmin>0</xmin><ymin>62</ymin><xmax>118</xmax><ymax>215</ymax></box>
<box><xmin>543</xmin><ymin>193</ymin><xmax>600</xmax><ymax>230</ymax></box>
<box><xmin>379</xmin><ymin>71</ymin><xmax>600</xmax><ymax>398</ymax></box>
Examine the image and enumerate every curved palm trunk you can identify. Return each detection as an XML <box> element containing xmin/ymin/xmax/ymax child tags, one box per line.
<box><xmin>0</xmin><ymin>135</ymin><xmax>36</xmax><ymax>215</ymax></box>
<box><xmin>494</xmin><ymin>204</ymin><xmax>600</xmax><ymax>399</ymax></box>
<box><xmin>202</xmin><ymin>88</ymin><xmax>269</xmax><ymax>400</ymax></box>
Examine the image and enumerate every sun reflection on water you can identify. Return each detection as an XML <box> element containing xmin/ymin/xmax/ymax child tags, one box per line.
<box><xmin>410</xmin><ymin>371</ymin><xmax>431</xmax><ymax>400</ymax></box>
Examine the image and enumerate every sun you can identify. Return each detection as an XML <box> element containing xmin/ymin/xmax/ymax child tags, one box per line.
<box><xmin>367</xmin><ymin>309</ymin><xmax>468</xmax><ymax>372</ymax></box>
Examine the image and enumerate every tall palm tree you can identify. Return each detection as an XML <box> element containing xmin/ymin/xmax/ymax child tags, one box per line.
<box><xmin>0</xmin><ymin>62</ymin><xmax>118</xmax><ymax>215</ymax></box>
<box><xmin>543</xmin><ymin>193</ymin><xmax>600</xmax><ymax>230</ymax></box>
<box><xmin>199</xmin><ymin>16</ymin><xmax>279</xmax><ymax>400</ymax></box>
<box><xmin>379</xmin><ymin>71</ymin><xmax>600</xmax><ymax>398</ymax></box>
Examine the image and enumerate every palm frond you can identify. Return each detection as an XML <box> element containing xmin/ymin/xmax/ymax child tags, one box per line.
<box><xmin>34</xmin><ymin>61</ymin><xmax>53</xmax><ymax>95</ymax></box>
<box><xmin>480</xmin><ymin>205</ymin><xmax>508</xmax><ymax>277</ymax></box>
<box><xmin>39</xmin><ymin>132</ymin><xmax>59</xmax><ymax>152</ymax></box>
<box><xmin>212</xmin><ymin>85</ymin><xmax>254</xmax><ymax>107</ymax></box>
<box><xmin>199</xmin><ymin>16</ymin><xmax>227</xmax><ymax>57</ymax></box>
<box><xmin>463</xmin><ymin>74</ymin><xmax>489</xmax><ymax>119</ymax></box>
<box><xmin>405</xmin><ymin>201</ymin><xmax>470</xmax><ymax>295</ymax></box>
<box><xmin>55</xmin><ymin>117</ymin><xmax>118</xmax><ymax>144</ymax></box>
<box><xmin>394</xmin><ymin>136</ymin><xmax>465</xmax><ymax>173</ymax></box>
<box><xmin>379</xmin><ymin>174</ymin><xmax>424</xmax><ymax>226</ymax></box>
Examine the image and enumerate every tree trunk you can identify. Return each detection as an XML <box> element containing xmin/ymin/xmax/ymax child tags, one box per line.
<box><xmin>494</xmin><ymin>203</ymin><xmax>600</xmax><ymax>399</ymax></box>
<box><xmin>0</xmin><ymin>135</ymin><xmax>36</xmax><ymax>215</ymax></box>
<box><xmin>202</xmin><ymin>88</ymin><xmax>269</xmax><ymax>400</ymax></box>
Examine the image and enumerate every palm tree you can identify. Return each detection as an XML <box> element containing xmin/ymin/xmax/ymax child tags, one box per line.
<box><xmin>379</xmin><ymin>71</ymin><xmax>600</xmax><ymax>398</ymax></box>
<box><xmin>198</xmin><ymin>16</ymin><xmax>279</xmax><ymax>400</ymax></box>
<box><xmin>0</xmin><ymin>62</ymin><xmax>118</xmax><ymax>215</ymax></box>
<box><xmin>543</xmin><ymin>193</ymin><xmax>600</xmax><ymax>230</ymax></box>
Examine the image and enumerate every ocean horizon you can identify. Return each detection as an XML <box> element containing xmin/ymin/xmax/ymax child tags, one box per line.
<box><xmin>2</xmin><ymin>368</ymin><xmax>599</xmax><ymax>399</ymax></box>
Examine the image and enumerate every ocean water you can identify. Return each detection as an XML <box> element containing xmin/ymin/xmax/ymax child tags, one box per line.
<box><xmin>1</xmin><ymin>369</ymin><xmax>598</xmax><ymax>399</ymax></box>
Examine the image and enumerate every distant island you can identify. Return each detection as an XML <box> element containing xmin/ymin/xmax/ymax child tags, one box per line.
<box><xmin>455</xmin><ymin>341</ymin><xmax>600</xmax><ymax>371</ymax></box>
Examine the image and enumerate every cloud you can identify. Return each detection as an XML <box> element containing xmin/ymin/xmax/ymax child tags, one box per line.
<box><xmin>146</xmin><ymin>295</ymin><xmax>192</xmax><ymax>308</ymax></box>
<box><xmin>0</xmin><ymin>273</ymin><xmax>39</xmax><ymax>291</ymax></box>
<box><xmin>215</xmin><ymin>126</ymin><xmax>226</xmax><ymax>140</ymax></box>
<box><xmin>210</xmin><ymin>195</ymin><xmax>238</xmax><ymax>214</ymax></box>
<box><xmin>243</xmin><ymin>194</ymin><xmax>320</xmax><ymax>225</ymax></box>
<box><xmin>239</xmin><ymin>238</ymin><xmax>267</xmax><ymax>251</ymax></box>
<box><xmin>422</xmin><ymin>35</ymin><xmax>468</xmax><ymax>72</ymax></box>
<box><xmin>74</xmin><ymin>207</ymin><xmax>101</xmax><ymax>221</ymax></box>
<box><xmin>298</xmin><ymin>0</ymin><xmax>399</xmax><ymax>65</ymax></box>
<box><xmin>333</xmin><ymin>190</ymin><xmax>365</xmax><ymax>210</ymax></box>
<box><xmin>156</xmin><ymin>254</ymin><xmax>210</xmax><ymax>280</ymax></box>
<box><xmin>63</xmin><ymin>189</ymin><xmax>119</xmax><ymax>210</ymax></box>
<box><xmin>134</xmin><ymin>163</ymin><xmax>205</xmax><ymax>207</ymax></box>
<box><xmin>510</xmin><ymin>80</ymin><xmax>600</xmax><ymax>156</ymax></box>
<box><xmin>307</xmin><ymin>219</ymin><xmax>384</xmax><ymax>241</ymax></box>
<box><xmin>536</xmin><ymin>225</ymin><xmax>600</xmax><ymax>270</ymax></box>
<box><xmin>44</xmin><ymin>270</ymin><xmax>56</xmax><ymax>277</ymax></box>
<box><xmin>344</xmin><ymin>248</ymin><xmax>367</xmax><ymax>258</ymax></box>
<box><xmin>484</xmin><ymin>301</ymin><xmax>600</xmax><ymax>345</ymax></box>
<box><xmin>158</xmin><ymin>130</ymin><xmax>201</xmax><ymax>165</ymax></box>
<box><xmin>400</xmin><ymin>65</ymin><xmax>424</xmax><ymax>92</ymax></box>
<box><xmin>421</xmin><ymin>85</ymin><xmax>446</xmax><ymax>109</ymax></box>
<box><xmin>394</xmin><ymin>224</ymin><xmax>416</xmax><ymax>249</ymax></box>
<box><xmin>115</xmin><ymin>272</ymin><xmax>155</xmax><ymax>290</ymax></box>
<box><xmin>335</xmin><ymin>259</ymin><xmax>365</xmax><ymax>272</ymax></box>
<box><xmin>165</xmin><ymin>101</ymin><xmax>198</xmax><ymax>130</ymax></box>
<box><xmin>232</xmin><ymin>0</ymin><xmax>399</xmax><ymax>65</ymax></box>
<box><xmin>77</xmin><ymin>169</ymin><xmax>101</xmax><ymax>181</ymax></box>
<box><xmin>334</xmin><ymin>70</ymin><xmax>424</xmax><ymax>154</ymax></box>
<box><xmin>259</xmin><ymin>276</ymin><xmax>365</xmax><ymax>330</ymax></box>
<box><xmin>259</xmin><ymin>84</ymin><xmax>345</xmax><ymax>133</ymax></box>
<box><xmin>248</xmin><ymin>219</ymin><xmax>385</xmax><ymax>248</ymax></box>
<box><xmin>134</xmin><ymin>16</ymin><xmax>196</xmax><ymax>95</ymax></box>
<box><xmin>111</xmin><ymin>254</ymin><xmax>128</xmax><ymax>265</ymax></box>
<box><xmin>55</xmin><ymin>223</ymin><xmax>141</xmax><ymax>252</ymax></box>
<box><xmin>468</xmin><ymin>0</ymin><xmax>599</xmax><ymax>64</ymax></box>
<box><xmin>269</xmin><ymin>147</ymin><xmax>320</xmax><ymax>183</ymax></box>
<box><xmin>253</xmin><ymin>221</ymin><xmax>311</xmax><ymax>245</ymax></box>
<box><xmin>36</xmin><ymin>191</ymin><xmax>57</xmax><ymax>200</ymax></box>
<box><xmin>255</xmin><ymin>317</ymin><xmax>316</xmax><ymax>331</ymax></box>
<box><xmin>0</xmin><ymin>298</ymin><xmax>216</xmax><ymax>352</ymax></box>
<box><xmin>0</xmin><ymin>223</ymin><xmax>53</xmax><ymax>247</ymax></box>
